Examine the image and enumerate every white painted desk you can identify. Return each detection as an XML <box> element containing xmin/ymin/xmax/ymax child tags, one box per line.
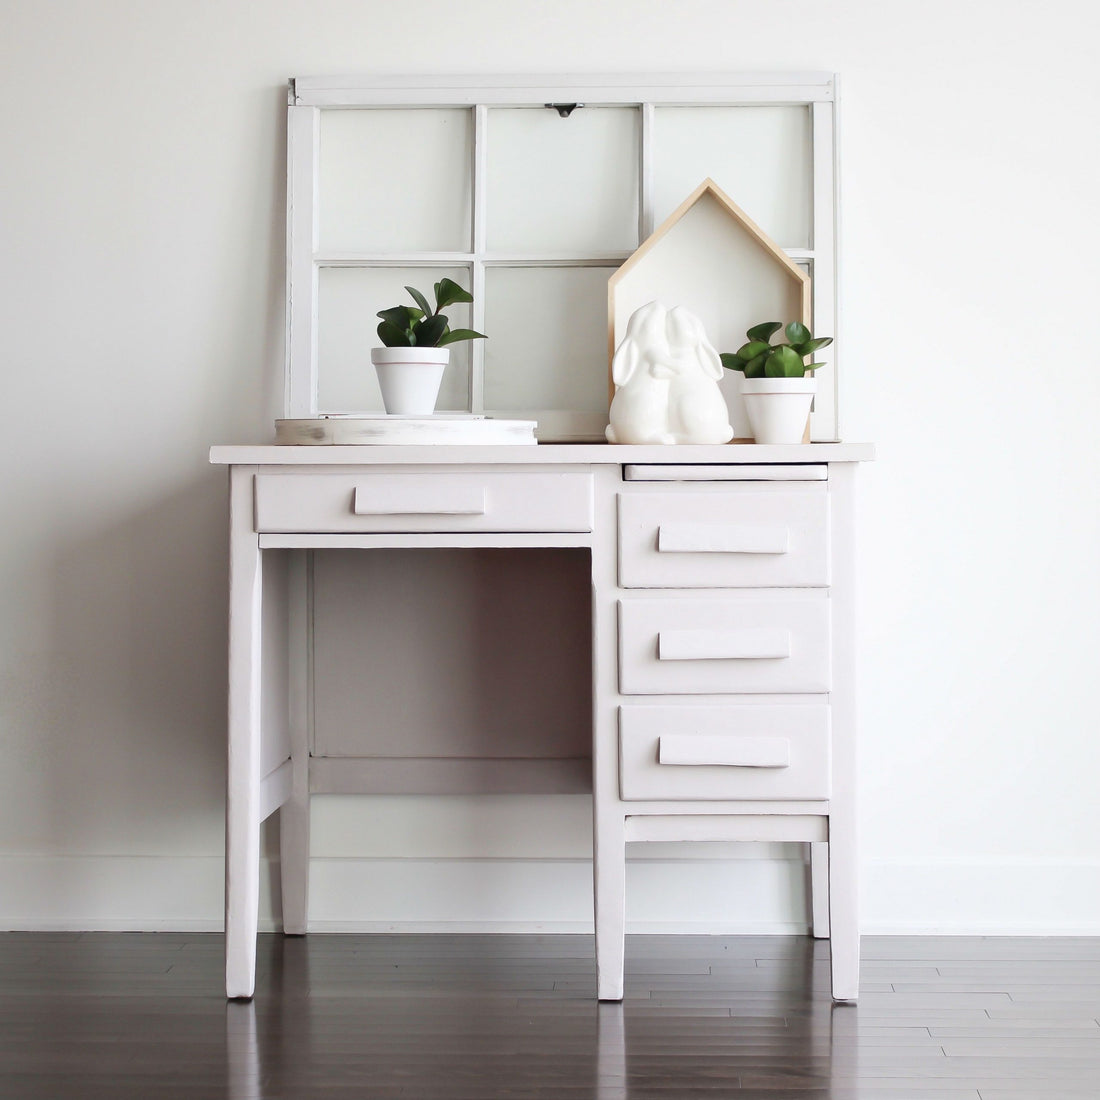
<box><xmin>210</xmin><ymin>443</ymin><xmax>872</xmax><ymax>1002</ymax></box>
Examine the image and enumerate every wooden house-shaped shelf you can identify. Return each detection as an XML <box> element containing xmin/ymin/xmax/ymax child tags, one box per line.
<box><xmin>608</xmin><ymin>177</ymin><xmax>811</xmax><ymax>441</ymax></box>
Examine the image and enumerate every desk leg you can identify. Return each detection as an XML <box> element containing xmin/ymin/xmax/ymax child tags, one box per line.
<box><xmin>280</xmin><ymin>550</ymin><xmax>310</xmax><ymax>935</ymax></box>
<box><xmin>810</xmin><ymin>842</ymin><xmax>830</xmax><ymax>938</ymax></box>
<box><xmin>828</xmin><ymin>463</ymin><xmax>860</xmax><ymax>1002</ymax></box>
<box><xmin>594</xmin><ymin>812</ymin><xmax>626</xmax><ymax>1001</ymax></box>
<box><xmin>591</xmin><ymin>467</ymin><xmax>625</xmax><ymax>1002</ymax></box>
<box><xmin>828</xmin><ymin>817</ymin><xmax>859</xmax><ymax>1002</ymax></box>
<box><xmin>226</xmin><ymin>467</ymin><xmax>262</xmax><ymax>1000</ymax></box>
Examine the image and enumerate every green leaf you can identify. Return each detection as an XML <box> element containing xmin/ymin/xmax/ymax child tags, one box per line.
<box><xmin>377</xmin><ymin>320</ymin><xmax>411</xmax><ymax>347</ymax></box>
<box><xmin>405</xmin><ymin>285</ymin><xmax>433</xmax><ymax>317</ymax></box>
<box><xmin>785</xmin><ymin>321</ymin><xmax>811</xmax><ymax>346</ymax></box>
<box><xmin>736</xmin><ymin>340</ymin><xmax>772</xmax><ymax>361</ymax></box>
<box><xmin>742</xmin><ymin>353</ymin><xmax>767</xmax><ymax>379</ymax></box>
<box><xmin>413</xmin><ymin>314</ymin><xmax>449</xmax><ymax>347</ymax></box>
<box><xmin>746</xmin><ymin>321</ymin><xmax>782</xmax><ymax>343</ymax></box>
<box><xmin>720</xmin><ymin>353</ymin><xmax>746</xmax><ymax>372</ymax></box>
<box><xmin>439</xmin><ymin>328</ymin><xmax>487</xmax><ymax>346</ymax></box>
<box><xmin>764</xmin><ymin>346</ymin><xmax>806</xmax><ymax>378</ymax></box>
<box><xmin>376</xmin><ymin>305</ymin><xmax>421</xmax><ymax>330</ymax></box>
<box><xmin>434</xmin><ymin>277</ymin><xmax>474</xmax><ymax>311</ymax></box>
<box><xmin>794</xmin><ymin>336</ymin><xmax>833</xmax><ymax>356</ymax></box>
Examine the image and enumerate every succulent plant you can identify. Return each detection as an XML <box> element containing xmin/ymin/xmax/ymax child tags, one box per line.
<box><xmin>720</xmin><ymin>321</ymin><xmax>832</xmax><ymax>379</ymax></box>
<box><xmin>376</xmin><ymin>279</ymin><xmax>487</xmax><ymax>348</ymax></box>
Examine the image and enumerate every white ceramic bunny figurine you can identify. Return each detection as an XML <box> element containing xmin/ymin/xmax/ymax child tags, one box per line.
<box><xmin>606</xmin><ymin>301</ymin><xmax>733</xmax><ymax>445</ymax></box>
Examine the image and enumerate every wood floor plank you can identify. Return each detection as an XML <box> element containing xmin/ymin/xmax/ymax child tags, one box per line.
<box><xmin>1</xmin><ymin>932</ymin><xmax>1100</xmax><ymax>1098</ymax></box>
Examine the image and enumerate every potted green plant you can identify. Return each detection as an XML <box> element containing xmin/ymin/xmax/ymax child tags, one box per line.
<box><xmin>372</xmin><ymin>279</ymin><xmax>487</xmax><ymax>415</ymax></box>
<box><xmin>720</xmin><ymin>321</ymin><xmax>832</xmax><ymax>444</ymax></box>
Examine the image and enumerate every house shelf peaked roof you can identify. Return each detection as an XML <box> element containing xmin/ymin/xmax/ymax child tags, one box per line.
<box><xmin>610</xmin><ymin>177</ymin><xmax>810</xmax><ymax>296</ymax></box>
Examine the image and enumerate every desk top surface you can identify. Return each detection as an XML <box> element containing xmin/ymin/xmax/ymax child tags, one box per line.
<box><xmin>210</xmin><ymin>442</ymin><xmax>874</xmax><ymax>466</ymax></box>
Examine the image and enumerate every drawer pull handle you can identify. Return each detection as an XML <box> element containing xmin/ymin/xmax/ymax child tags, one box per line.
<box><xmin>659</xmin><ymin>734</ymin><xmax>791</xmax><ymax>768</ymax></box>
<box><xmin>658</xmin><ymin>628</ymin><xmax>791</xmax><ymax>661</ymax></box>
<box><xmin>657</xmin><ymin>523</ymin><xmax>790</xmax><ymax>555</ymax></box>
<box><xmin>353</xmin><ymin>485</ymin><xmax>486</xmax><ymax>516</ymax></box>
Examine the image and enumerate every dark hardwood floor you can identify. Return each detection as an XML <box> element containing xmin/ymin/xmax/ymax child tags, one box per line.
<box><xmin>2</xmin><ymin>933</ymin><xmax>1098</xmax><ymax>1099</ymax></box>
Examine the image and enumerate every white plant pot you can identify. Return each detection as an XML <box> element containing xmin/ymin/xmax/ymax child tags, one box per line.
<box><xmin>741</xmin><ymin>376</ymin><xmax>816</xmax><ymax>445</ymax></box>
<box><xmin>371</xmin><ymin>347</ymin><xmax>449</xmax><ymax>415</ymax></box>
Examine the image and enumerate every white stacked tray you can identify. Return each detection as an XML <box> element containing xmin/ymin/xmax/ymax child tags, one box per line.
<box><xmin>275</xmin><ymin>414</ymin><xmax>538</xmax><ymax>446</ymax></box>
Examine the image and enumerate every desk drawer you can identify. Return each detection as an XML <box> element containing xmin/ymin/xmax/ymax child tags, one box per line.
<box><xmin>619</xmin><ymin>488</ymin><xmax>829</xmax><ymax>588</ymax></box>
<box><xmin>254</xmin><ymin>471</ymin><xmax>593</xmax><ymax>533</ymax></box>
<box><xmin>618</xmin><ymin>596</ymin><xmax>830</xmax><ymax>694</ymax></box>
<box><xmin>619</xmin><ymin>704</ymin><xmax>831</xmax><ymax>801</ymax></box>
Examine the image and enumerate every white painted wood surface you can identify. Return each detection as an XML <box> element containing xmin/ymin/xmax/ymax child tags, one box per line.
<box><xmin>214</xmin><ymin>443</ymin><xmax>868</xmax><ymax>1004</ymax></box>
<box><xmin>658</xmin><ymin>735</ymin><xmax>792</xmax><ymax>768</ymax></box>
<box><xmin>810</xmin><ymin>840</ymin><xmax>830</xmax><ymax>939</ymax></box>
<box><xmin>625</xmin><ymin>814</ymin><xmax>827</xmax><ymax>844</ymax></box>
<box><xmin>253</xmin><ymin>470</ymin><xmax>594</xmax><ymax>533</ymax></box>
<box><xmin>623</xmin><ymin>463</ymin><xmax>828</xmax><ymax>481</ymax></box>
<box><xmin>258</xmin><ymin>760</ymin><xmax>293</xmax><ymax>822</ymax></box>
<box><xmin>210</xmin><ymin>442</ymin><xmax>873</xmax><ymax>466</ymax></box>
<box><xmin>291</xmin><ymin>72</ymin><xmax>837</xmax><ymax>108</ymax></box>
<box><xmin>590</xmin><ymin>465</ymin><xmax>627</xmax><ymax>1000</ymax></box>
<box><xmin>657</xmin><ymin>523</ymin><xmax>791</xmax><ymax>555</ymax></box>
<box><xmin>809</xmin><ymin>99</ymin><xmax>838</xmax><ymax>441</ymax></box>
<box><xmin>619</xmin><ymin>704</ymin><xmax>830</xmax><ymax>801</ymax></box>
<box><xmin>309</xmin><ymin>757</ymin><xmax>592</xmax><ymax>796</ymax></box>
<box><xmin>619</xmin><ymin>485</ymin><xmax>829</xmax><ymax>588</ymax></box>
<box><xmin>225</xmin><ymin>466</ymin><xmax>263</xmax><ymax>1000</ymax></box>
<box><xmin>658</xmin><ymin>627</ymin><xmax>792</xmax><ymax>661</ymax></box>
<box><xmin>279</xmin><ymin>551</ymin><xmax>311</xmax><ymax>936</ymax></box>
<box><xmin>274</xmin><ymin>416</ymin><xmax>537</xmax><ymax>446</ymax></box>
<box><xmin>619</xmin><ymin>595</ymin><xmax>831</xmax><ymax>694</ymax></box>
<box><xmin>353</xmin><ymin>483</ymin><xmax>486</xmax><ymax>517</ymax></box>
<box><xmin>823</xmin><ymin>460</ymin><xmax>860</xmax><ymax>999</ymax></box>
<box><xmin>285</xmin><ymin>105</ymin><xmax>319</xmax><ymax>418</ymax></box>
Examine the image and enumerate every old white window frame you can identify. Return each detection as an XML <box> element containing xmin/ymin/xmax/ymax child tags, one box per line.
<box><xmin>285</xmin><ymin>72</ymin><xmax>840</xmax><ymax>441</ymax></box>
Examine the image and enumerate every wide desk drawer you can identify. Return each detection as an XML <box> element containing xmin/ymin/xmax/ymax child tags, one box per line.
<box><xmin>254</xmin><ymin>470</ymin><xmax>594</xmax><ymax>533</ymax></box>
<box><xmin>619</xmin><ymin>704</ymin><xmax>831</xmax><ymax>801</ymax></box>
<box><xmin>618</xmin><ymin>596</ymin><xmax>831</xmax><ymax>694</ymax></box>
<box><xmin>619</xmin><ymin>488</ymin><xmax>829</xmax><ymax>588</ymax></box>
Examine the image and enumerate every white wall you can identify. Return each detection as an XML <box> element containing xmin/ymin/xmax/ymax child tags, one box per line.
<box><xmin>1</xmin><ymin>0</ymin><xmax>1097</xmax><ymax>935</ymax></box>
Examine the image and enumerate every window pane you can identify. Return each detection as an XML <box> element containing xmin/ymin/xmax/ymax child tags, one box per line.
<box><xmin>319</xmin><ymin>109</ymin><xmax>473</xmax><ymax>253</ymax></box>
<box><xmin>317</xmin><ymin>267</ymin><xmax>472</xmax><ymax>412</ymax></box>
<box><xmin>487</xmin><ymin>107</ymin><xmax>639</xmax><ymax>252</ymax></box>
<box><xmin>483</xmin><ymin>266</ymin><xmax>612</xmax><ymax>413</ymax></box>
<box><xmin>653</xmin><ymin>106</ymin><xmax>811</xmax><ymax>249</ymax></box>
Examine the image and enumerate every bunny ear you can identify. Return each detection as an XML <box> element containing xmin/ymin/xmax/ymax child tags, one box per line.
<box><xmin>699</xmin><ymin>341</ymin><xmax>723</xmax><ymax>380</ymax></box>
<box><xmin>612</xmin><ymin>339</ymin><xmax>640</xmax><ymax>386</ymax></box>
<box><xmin>679</xmin><ymin>311</ymin><xmax>723</xmax><ymax>380</ymax></box>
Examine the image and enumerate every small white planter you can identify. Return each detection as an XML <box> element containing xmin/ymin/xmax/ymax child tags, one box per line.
<box><xmin>741</xmin><ymin>376</ymin><xmax>815</xmax><ymax>445</ymax></box>
<box><xmin>371</xmin><ymin>347</ymin><xmax>449</xmax><ymax>415</ymax></box>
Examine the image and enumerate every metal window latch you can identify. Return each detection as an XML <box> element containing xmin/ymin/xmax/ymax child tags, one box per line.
<box><xmin>545</xmin><ymin>103</ymin><xmax>583</xmax><ymax>118</ymax></box>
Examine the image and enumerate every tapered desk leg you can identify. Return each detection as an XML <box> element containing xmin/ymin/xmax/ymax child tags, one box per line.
<box><xmin>591</xmin><ymin>466</ymin><xmax>626</xmax><ymax>1002</ymax></box>
<box><xmin>594</xmin><ymin>811</ymin><xmax>626</xmax><ymax>1001</ymax></box>
<box><xmin>280</xmin><ymin>551</ymin><xmax>310</xmax><ymax>936</ymax></box>
<box><xmin>226</xmin><ymin>467</ymin><xmax>263</xmax><ymax>1000</ymax></box>
<box><xmin>828</xmin><ymin>818</ymin><xmax>859</xmax><ymax>1001</ymax></box>
<box><xmin>828</xmin><ymin>462</ymin><xmax>860</xmax><ymax>1002</ymax></box>
<box><xmin>810</xmin><ymin>842</ymin><xmax>830</xmax><ymax>938</ymax></box>
<box><xmin>279</xmin><ymin>768</ymin><xmax>310</xmax><ymax>936</ymax></box>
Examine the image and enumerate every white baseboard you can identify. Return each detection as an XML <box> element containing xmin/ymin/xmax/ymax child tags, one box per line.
<box><xmin>1</xmin><ymin>854</ymin><xmax>1098</xmax><ymax>935</ymax></box>
<box><xmin>862</xmin><ymin>859</ymin><xmax>1100</xmax><ymax>935</ymax></box>
<box><xmin>0</xmin><ymin>852</ymin><xmax>808</xmax><ymax>933</ymax></box>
